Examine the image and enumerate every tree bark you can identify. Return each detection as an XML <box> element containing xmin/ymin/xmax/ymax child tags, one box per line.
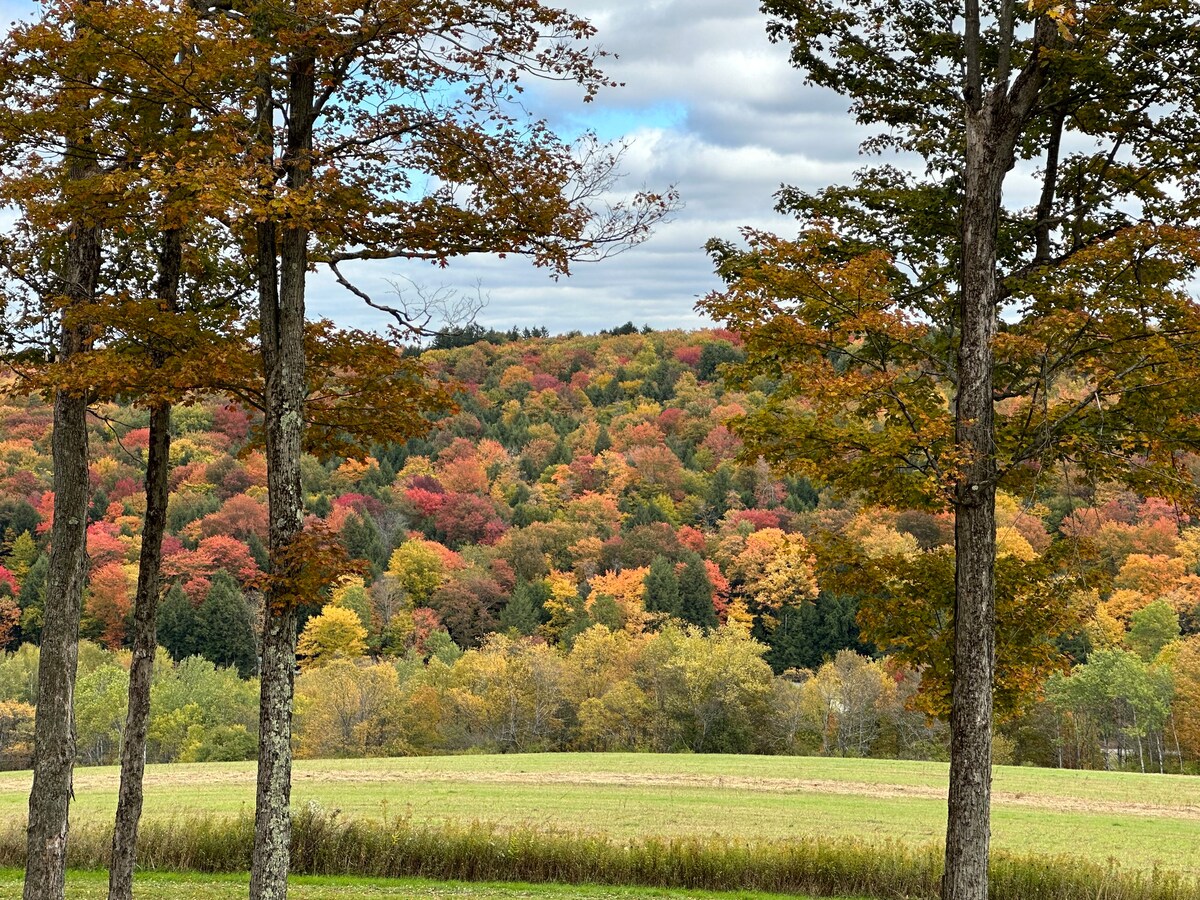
<box><xmin>943</xmin><ymin>98</ymin><xmax>1004</xmax><ymax>900</ymax></box>
<box><xmin>108</xmin><ymin>226</ymin><xmax>180</xmax><ymax>900</ymax></box>
<box><xmin>943</xmin><ymin>11</ymin><xmax>1054</xmax><ymax>894</ymax></box>
<box><xmin>24</xmin><ymin>144</ymin><xmax>101</xmax><ymax>900</ymax></box>
<box><xmin>249</xmin><ymin>43</ymin><xmax>313</xmax><ymax>900</ymax></box>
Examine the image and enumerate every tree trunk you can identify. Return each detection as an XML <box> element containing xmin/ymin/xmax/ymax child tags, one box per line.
<box><xmin>249</xmin><ymin>45</ymin><xmax>313</xmax><ymax>900</ymax></box>
<box><xmin>943</xmin><ymin>98</ymin><xmax>1004</xmax><ymax>900</ymax></box>
<box><xmin>108</xmin><ymin>227</ymin><xmax>180</xmax><ymax>900</ymax></box>
<box><xmin>1171</xmin><ymin>713</ymin><xmax>1183</xmax><ymax>774</ymax></box>
<box><xmin>1133</xmin><ymin>709</ymin><xmax>1144</xmax><ymax>774</ymax></box>
<box><xmin>24</xmin><ymin>146</ymin><xmax>101</xmax><ymax>900</ymax></box>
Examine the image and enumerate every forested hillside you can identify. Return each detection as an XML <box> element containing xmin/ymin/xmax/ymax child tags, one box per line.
<box><xmin>0</xmin><ymin>325</ymin><xmax>1197</xmax><ymax>770</ymax></box>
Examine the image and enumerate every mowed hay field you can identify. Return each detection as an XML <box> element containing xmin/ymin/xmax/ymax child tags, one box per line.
<box><xmin>0</xmin><ymin>754</ymin><xmax>1197</xmax><ymax>875</ymax></box>
<box><xmin>0</xmin><ymin>870</ymin><xmax>833</xmax><ymax>900</ymax></box>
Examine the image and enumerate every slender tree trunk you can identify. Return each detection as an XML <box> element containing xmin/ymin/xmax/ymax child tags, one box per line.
<box><xmin>249</xmin><ymin>45</ymin><xmax>314</xmax><ymax>900</ymax></box>
<box><xmin>1171</xmin><ymin>712</ymin><xmax>1183</xmax><ymax>774</ymax></box>
<box><xmin>1133</xmin><ymin>710</ymin><xmax>1144</xmax><ymax>773</ymax></box>
<box><xmin>108</xmin><ymin>227</ymin><xmax>180</xmax><ymax>900</ymax></box>
<box><xmin>944</xmin><ymin>95</ymin><xmax>1006</xmax><ymax>900</ymax></box>
<box><xmin>943</xmin><ymin>7</ymin><xmax>1052</xmax><ymax>889</ymax></box>
<box><xmin>24</xmin><ymin>144</ymin><xmax>101</xmax><ymax>900</ymax></box>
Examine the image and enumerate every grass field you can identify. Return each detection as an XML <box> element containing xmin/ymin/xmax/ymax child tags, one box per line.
<box><xmin>0</xmin><ymin>754</ymin><xmax>1196</xmax><ymax>875</ymax></box>
<box><xmin>0</xmin><ymin>869</ymin><xmax>836</xmax><ymax>900</ymax></box>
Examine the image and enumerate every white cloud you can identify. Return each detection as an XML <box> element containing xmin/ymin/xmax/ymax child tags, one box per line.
<box><xmin>0</xmin><ymin>0</ymin><xmax>876</xmax><ymax>336</ymax></box>
<box><xmin>312</xmin><ymin>2</ymin><xmax>879</xmax><ymax>335</ymax></box>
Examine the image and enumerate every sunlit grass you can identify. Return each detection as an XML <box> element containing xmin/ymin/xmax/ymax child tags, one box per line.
<box><xmin>0</xmin><ymin>754</ymin><xmax>1195</xmax><ymax>874</ymax></box>
<box><xmin>0</xmin><ymin>869</ymin><xmax>843</xmax><ymax>900</ymax></box>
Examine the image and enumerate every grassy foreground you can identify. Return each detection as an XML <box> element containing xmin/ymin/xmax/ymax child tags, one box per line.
<box><xmin>0</xmin><ymin>869</ymin><xmax>835</xmax><ymax>900</ymax></box>
<box><xmin>0</xmin><ymin>754</ymin><xmax>1196</xmax><ymax>875</ymax></box>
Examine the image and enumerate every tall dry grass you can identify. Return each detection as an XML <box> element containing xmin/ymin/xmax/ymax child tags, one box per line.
<box><xmin>0</xmin><ymin>805</ymin><xmax>1193</xmax><ymax>900</ymax></box>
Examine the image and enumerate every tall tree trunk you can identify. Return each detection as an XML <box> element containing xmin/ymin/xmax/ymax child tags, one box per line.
<box><xmin>108</xmin><ymin>227</ymin><xmax>180</xmax><ymax>900</ymax></box>
<box><xmin>943</xmin><ymin>8</ymin><xmax>1052</xmax><ymax>892</ymax></box>
<box><xmin>249</xmin><ymin>45</ymin><xmax>313</xmax><ymax>900</ymax></box>
<box><xmin>24</xmin><ymin>144</ymin><xmax>101</xmax><ymax>900</ymax></box>
<box><xmin>943</xmin><ymin>98</ymin><xmax>1004</xmax><ymax>900</ymax></box>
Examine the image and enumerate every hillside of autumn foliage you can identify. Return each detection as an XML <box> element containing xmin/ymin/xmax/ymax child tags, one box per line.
<box><xmin>1</xmin><ymin>325</ymin><xmax>1199</xmax><ymax>770</ymax></box>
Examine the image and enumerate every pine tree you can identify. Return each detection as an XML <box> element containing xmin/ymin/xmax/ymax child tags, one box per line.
<box><xmin>643</xmin><ymin>556</ymin><xmax>680</xmax><ymax>619</ymax></box>
<box><xmin>499</xmin><ymin>582</ymin><xmax>541</xmax><ymax>636</ymax></box>
<box><xmin>342</xmin><ymin>512</ymin><xmax>388</xmax><ymax>575</ymax></box>
<box><xmin>16</xmin><ymin>555</ymin><xmax>48</xmax><ymax>643</ymax></box>
<box><xmin>196</xmin><ymin>572</ymin><xmax>258</xmax><ymax>677</ymax></box>
<box><xmin>157</xmin><ymin>584</ymin><xmax>199</xmax><ymax>662</ymax></box>
<box><xmin>678</xmin><ymin>554</ymin><xmax>717</xmax><ymax>629</ymax></box>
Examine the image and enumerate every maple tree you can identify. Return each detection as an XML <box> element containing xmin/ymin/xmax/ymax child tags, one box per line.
<box><xmin>0</xmin><ymin>0</ymin><xmax>108</xmax><ymax>890</ymax></box>
<box><xmin>705</xmin><ymin>0</ymin><xmax>1200</xmax><ymax>893</ymax></box>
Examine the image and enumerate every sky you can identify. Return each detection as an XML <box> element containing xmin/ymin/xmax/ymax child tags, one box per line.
<box><xmin>319</xmin><ymin>0</ymin><xmax>872</xmax><ymax>337</ymax></box>
<box><xmin>0</xmin><ymin>0</ymin><xmax>873</xmax><ymax>337</ymax></box>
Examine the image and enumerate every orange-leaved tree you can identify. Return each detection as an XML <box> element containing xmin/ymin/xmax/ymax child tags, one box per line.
<box><xmin>215</xmin><ymin>0</ymin><xmax>674</xmax><ymax>894</ymax></box>
<box><xmin>730</xmin><ymin>0</ymin><xmax>1200</xmax><ymax>892</ymax></box>
<box><xmin>703</xmin><ymin>221</ymin><xmax>1200</xmax><ymax>897</ymax></box>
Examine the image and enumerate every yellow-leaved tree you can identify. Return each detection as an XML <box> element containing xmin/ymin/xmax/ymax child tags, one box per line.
<box><xmin>297</xmin><ymin>607</ymin><xmax>368</xmax><ymax>669</ymax></box>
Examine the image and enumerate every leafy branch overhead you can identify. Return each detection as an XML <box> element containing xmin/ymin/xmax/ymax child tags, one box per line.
<box><xmin>703</xmin><ymin>224</ymin><xmax>1200</xmax><ymax>510</ymax></box>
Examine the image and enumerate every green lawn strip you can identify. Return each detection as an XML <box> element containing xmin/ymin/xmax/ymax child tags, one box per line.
<box><xmin>0</xmin><ymin>868</ymin><xmax>843</xmax><ymax>900</ymax></box>
<box><xmin>4</xmin><ymin>754</ymin><xmax>1200</xmax><ymax>812</ymax></box>
<box><xmin>0</xmin><ymin>755</ymin><xmax>1195</xmax><ymax>874</ymax></box>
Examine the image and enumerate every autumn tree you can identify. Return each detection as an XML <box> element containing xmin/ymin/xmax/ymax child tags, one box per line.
<box><xmin>295</xmin><ymin>660</ymin><xmax>405</xmax><ymax>757</ymax></box>
<box><xmin>152</xmin><ymin>0</ymin><xmax>670</xmax><ymax>888</ymax></box>
<box><xmin>0</xmin><ymin>1</ymin><xmax>258</xmax><ymax>891</ymax></box>
<box><xmin>296</xmin><ymin>606</ymin><xmax>368</xmax><ymax>669</ymax></box>
<box><xmin>707</xmin><ymin>1</ymin><xmax>1200</xmax><ymax>895</ymax></box>
<box><xmin>0</xmin><ymin>1</ymin><xmax>108</xmax><ymax>891</ymax></box>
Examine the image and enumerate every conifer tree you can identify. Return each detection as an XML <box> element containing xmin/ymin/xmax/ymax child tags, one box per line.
<box><xmin>197</xmin><ymin>573</ymin><xmax>258</xmax><ymax>677</ymax></box>
<box><xmin>678</xmin><ymin>554</ymin><xmax>717</xmax><ymax>629</ymax></box>
<box><xmin>644</xmin><ymin>556</ymin><xmax>681</xmax><ymax>619</ymax></box>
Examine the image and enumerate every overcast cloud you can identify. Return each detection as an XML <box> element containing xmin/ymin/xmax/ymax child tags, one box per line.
<box><xmin>319</xmin><ymin>1</ymin><xmax>874</xmax><ymax>336</ymax></box>
<box><xmin>0</xmin><ymin>0</ymin><xmax>874</xmax><ymax>336</ymax></box>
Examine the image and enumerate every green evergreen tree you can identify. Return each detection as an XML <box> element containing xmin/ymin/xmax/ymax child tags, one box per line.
<box><xmin>782</xmin><ymin>476</ymin><xmax>819</xmax><ymax>513</ymax></box>
<box><xmin>17</xmin><ymin>553</ymin><xmax>48</xmax><ymax>642</ymax></box>
<box><xmin>644</xmin><ymin>555</ymin><xmax>680</xmax><ymax>618</ymax></box>
<box><xmin>697</xmin><ymin>340</ymin><xmax>744</xmax><ymax>381</ymax></box>
<box><xmin>761</xmin><ymin>594</ymin><xmax>869</xmax><ymax>675</ymax></box>
<box><xmin>590</xmin><ymin>425</ymin><xmax>610</xmax><ymax>454</ymax></box>
<box><xmin>761</xmin><ymin>602</ymin><xmax>821</xmax><ymax>673</ymax></box>
<box><xmin>88</xmin><ymin>489</ymin><xmax>109</xmax><ymax>523</ymax></box>
<box><xmin>17</xmin><ymin>553</ymin><xmax>47</xmax><ymax>613</ymax></box>
<box><xmin>499</xmin><ymin>582</ymin><xmax>541</xmax><ymax>635</ymax></box>
<box><xmin>246</xmin><ymin>532</ymin><xmax>270</xmax><ymax>571</ymax></box>
<box><xmin>678</xmin><ymin>554</ymin><xmax>717</xmax><ymax>629</ymax></box>
<box><xmin>704</xmin><ymin>466</ymin><xmax>734</xmax><ymax>525</ymax></box>
<box><xmin>157</xmin><ymin>583</ymin><xmax>199</xmax><ymax>661</ymax></box>
<box><xmin>342</xmin><ymin>512</ymin><xmax>389</xmax><ymax>575</ymax></box>
<box><xmin>0</xmin><ymin>500</ymin><xmax>42</xmax><ymax>539</ymax></box>
<box><xmin>196</xmin><ymin>571</ymin><xmax>258</xmax><ymax>677</ymax></box>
